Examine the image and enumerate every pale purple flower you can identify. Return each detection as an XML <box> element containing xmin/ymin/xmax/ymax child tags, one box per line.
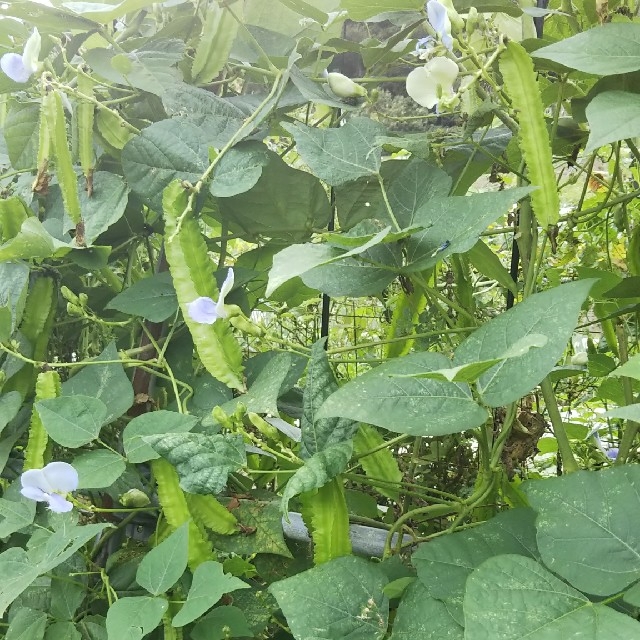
<box><xmin>186</xmin><ymin>268</ymin><xmax>234</xmax><ymax>324</ymax></box>
<box><xmin>591</xmin><ymin>431</ymin><xmax>619</xmax><ymax>462</ymax></box>
<box><xmin>415</xmin><ymin>36</ymin><xmax>434</xmax><ymax>55</ymax></box>
<box><xmin>606</xmin><ymin>447</ymin><xmax>619</xmax><ymax>461</ymax></box>
<box><xmin>21</xmin><ymin>461</ymin><xmax>78</xmax><ymax>513</ymax></box>
<box><xmin>1</xmin><ymin>28</ymin><xmax>41</xmax><ymax>83</ymax></box>
<box><xmin>426</xmin><ymin>0</ymin><xmax>453</xmax><ymax>51</ymax></box>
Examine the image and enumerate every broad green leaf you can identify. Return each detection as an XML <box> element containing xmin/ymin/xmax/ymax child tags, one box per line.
<box><xmin>586</xmin><ymin>91</ymin><xmax>640</xmax><ymax>152</ymax></box>
<box><xmin>209</xmin><ymin>498</ymin><xmax>293</xmax><ymax>558</ymax></box>
<box><xmin>3</xmin><ymin>103</ymin><xmax>39</xmax><ymax>170</ymax></box>
<box><xmin>0</xmin><ymin>262</ymin><xmax>29</xmax><ymax>333</ymax></box>
<box><xmin>267</xmin><ymin>228</ymin><xmax>391</xmax><ymax>296</ymax></box>
<box><xmin>533</xmin><ymin>24</ymin><xmax>640</xmax><ymax>75</ymax></box>
<box><xmin>412</xmin><ymin>508</ymin><xmax>539</xmax><ymax>624</ymax></box>
<box><xmin>317</xmin><ymin>352</ymin><xmax>488</xmax><ymax>436</ymax></box>
<box><xmin>603</xmin><ymin>403</ymin><xmax>640</xmax><ymax>420</ymax></box>
<box><xmin>467</xmin><ymin>240</ymin><xmax>518</xmax><ymax>295</ymax></box>
<box><xmin>44</xmin><ymin>621</ymin><xmax>81</xmax><ymax>640</ymax></box>
<box><xmin>525</xmin><ymin>466</ymin><xmax>640</xmax><ymax>596</ymax></box>
<box><xmin>73</xmin><ymin>450</ymin><xmax>126</xmax><ymax>489</ymax></box>
<box><xmin>404</xmin><ymin>188</ymin><xmax>532</xmax><ymax>272</ymax></box>
<box><xmin>106</xmin><ymin>272</ymin><xmax>178</xmax><ymax>323</ymax></box>
<box><xmin>123</xmin><ymin>410</ymin><xmax>198</xmax><ymax>463</ymax></box>
<box><xmin>63</xmin><ymin>0</ymin><xmax>159</xmax><ymax>23</ymax></box>
<box><xmin>122</xmin><ymin>120</ymin><xmax>209</xmax><ymax>212</ymax></box>
<box><xmin>210</xmin><ymin>141</ymin><xmax>271</xmax><ymax>197</ymax></box>
<box><xmin>453</xmin><ymin>280</ymin><xmax>595</xmax><ymax>407</ymax></box>
<box><xmin>105</xmin><ymin>596</ymin><xmax>168</xmax><ymax>640</ymax></box>
<box><xmin>136</xmin><ymin>522</ymin><xmax>189</xmax><ymax>596</ymax></box>
<box><xmin>0</xmin><ymin>496</ymin><xmax>36</xmax><ymax>537</ymax></box>
<box><xmin>172</xmin><ymin>561</ymin><xmax>249</xmax><ymax>627</ymax></box>
<box><xmin>277</xmin><ymin>0</ymin><xmax>328</xmax><ymax>22</ymax></box>
<box><xmin>281</xmin><ymin>441</ymin><xmax>353</xmax><ymax>514</ymax></box>
<box><xmin>389</xmin><ymin>581</ymin><xmax>463</xmax><ymax>640</ymax></box>
<box><xmin>300</xmin><ymin>339</ymin><xmax>358</xmax><ymax>459</ymax></box>
<box><xmin>62</xmin><ymin>342</ymin><xmax>134</xmax><ymax>423</ymax></box>
<box><xmin>218</xmin><ymin>156</ymin><xmax>331</xmax><ymax>241</ymax></box>
<box><xmin>144</xmin><ymin>432</ymin><xmax>246</xmax><ymax>494</ymax></box>
<box><xmin>270</xmin><ymin>556</ymin><xmax>389</xmax><ymax>640</ymax></box>
<box><xmin>464</xmin><ymin>555</ymin><xmax>640</xmax><ymax>639</ymax></box>
<box><xmin>281</xmin><ymin>117</ymin><xmax>385</xmax><ymax>186</ymax></box>
<box><xmin>35</xmin><ymin>395</ymin><xmax>108</xmax><ymax>447</ymax></box>
<box><xmin>0</xmin><ymin>392</ymin><xmax>21</xmax><ymax>436</ymax></box>
<box><xmin>608</xmin><ymin>352</ymin><xmax>640</xmax><ymax>380</ymax></box>
<box><xmin>5</xmin><ymin>607</ymin><xmax>47</xmax><ymax>640</ymax></box>
<box><xmin>0</xmin><ymin>548</ymin><xmax>39</xmax><ymax>616</ymax></box>
<box><xmin>339</xmin><ymin>0</ymin><xmax>423</xmax><ymax>20</ymax></box>
<box><xmin>0</xmin><ymin>218</ymin><xmax>67</xmax><ymax>262</ymax></box>
<box><xmin>161</xmin><ymin>85</ymin><xmax>245</xmax><ymax>148</ymax></box>
<box><xmin>50</xmin><ymin>556</ymin><xmax>86</xmax><ymax>620</ymax></box>
<box><xmin>191</xmin><ymin>606</ymin><xmax>253</xmax><ymax>640</ymax></box>
<box><xmin>0</xmin><ymin>196</ymin><xmax>29</xmax><ymax>239</ymax></box>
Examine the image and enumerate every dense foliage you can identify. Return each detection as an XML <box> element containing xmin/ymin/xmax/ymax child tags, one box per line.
<box><xmin>1</xmin><ymin>0</ymin><xmax>640</xmax><ymax>638</ymax></box>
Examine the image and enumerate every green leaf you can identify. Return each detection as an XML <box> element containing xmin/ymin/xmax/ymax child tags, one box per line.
<box><xmin>0</xmin><ymin>496</ymin><xmax>36</xmax><ymax>537</ymax></box>
<box><xmin>35</xmin><ymin>395</ymin><xmax>108</xmax><ymax>447</ymax></box>
<box><xmin>389</xmin><ymin>581</ymin><xmax>463</xmax><ymax>640</ymax></box>
<box><xmin>586</xmin><ymin>90</ymin><xmax>640</xmax><ymax>152</ymax></box>
<box><xmin>123</xmin><ymin>410</ymin><xmax>198</xmax><ymax>463</ymax></box>
<box><xmin>609</xmin><ymin>353</ymin><xmax>640</xmax><ymax>380</ymax></box>
<box><xmin>210</xmin><ymin>141</ymin><xmax>271</xmax><ymax>197</ymax></box>
<box><xmin>412</xmin><ymin>508</ymin><xmax>539</xmax><ymax>624</ymax></box>
<box><xmin>191</xmin><ymin>606</ymin><xmax>253</xmax><ymax>640</ymax></box>
<box><xmin>603</xmin><ymin>403</ymin><xmax>640</xmax><ymax>420</ymax></box>
<box><xmin>106</xmin><ymin>272</ymin><xmax>178</xmax><ymax>323</ymax></box>
<box><xmin>0</xmin><ymin>262</ymin><xmax>29</xmax><ymax>333</ymax></box>
<box><xmin>172</xmin><ymin>561</ymin><xmax>249</xmax><ymax>627</ymax></box>
<box><xmin>5</xmin><ymin>607</ymin><xmax>47</xmax><ymax>640</ymax></box>
<box><xmin>218</xmin><ymin>156</ymin><xmax>331</xmax><ymax>241</ymax></box>
<box><xmin>0</xmin><ymin>392</ymin><xmax>22</xmax><ymax>437</ymax></box>
<box><xmin>50</xmin><ymin>556</ymin><xmax>86</xmax><ymax>620</ymax></box>
<box><xmin>467</xmin><ymin>240</ymin><xmax>518</xmax><ymax>295</ymax></box>
<box><xmin>453</xmin><ymin>280</ymin><xmax>595</xmax><ymax>407</ymax></box>
<box><xmin>270</xmin><ymin>556</ymin><xmax>389</xmax><ymax>640</ymax></box>
<box><xmin>143</xmin><ymin>432</ymin><xmax>246</xmax><ymax>494</ymax></box>
<box><xmin>533</xmin><ymin>23</ymin><xmax>640</xmax><ymax>75</ymax></box>
<box><xmin>281</xmin><ymin>117</ymin><xmax>385</xmax><ymax>186</ymax></box>
<box><xmin>464</xmin><ymin>555</ymin><xmax>640</xmax><ymax>639</ymax></box>
<box><xmin>300</xmin><ymin>338</ymin><xmax>358</xmax><ymax>458</ymax></box>
<box><xmin>281</xmin><ymin>441</ymin><xmax>353</xmax><ymax>514</ymax></box>
<box><xmin>62</xmin><ymin>342</ymin><xmax>134</xmax><ymax>423</ymax></box>
<box><xmin>0</xmin><ymin>218</ymin><xmax>66</xmax><ymax>262</ymax></box>
<box><xmin>0</xmin><ymin>548</ymin><xmax>39</xmax><ymax>617</ymax></box>
<box><xmin>121</xmin><ymin>120</ymin><xmax>209</xmax><ymax>212</ymax></box>
<box><xmin>161</xmin><ymin>85</ymin><xmax>245</xmax><ymax>148</ymax></box>
<box><xmin>404</xmin><ymin>188</ymin><xmax>532</xmax><ymax>272</ymax></box>
<box><xmin>36</xmin><ymin>522</ymin><xmax>110</xmax><ymax>573</ymax></box>
<box><xmin>44</xmin><ymin>621</ymin><xmax>81</xmax><ymax>640</ymax></box>
<box><xmin>73</xmin><ymin>450</ymin><xmax>126</xmax><ymax>489</ymax></box>
<box><xmin>339</xmin><ymin>0</ymin><xmax>423</xmax><ymax>20</ymax></box>
<box><xmin>525</xmin><ymin>466</ymin><xmax>640</xmax><ymax>596</ymax></box>
<box><xmin>63</xmin><ymin>0</ymin><xmax>160</xmax><ymax>23</ymax></box>
<box><xmin>136</xmin><ymin>522</ymin><xmax>189</xmax><ymax>596</ymax></box>
<box><xmin>105</xmin><ymin>596</ymin><xmax>168</xmax><ymax>640</ymax></box>
<box><xmin>317</xmin><ymin>352</ymin><xmax>488</xmax><ymax>436</ymax></box>
<box><xmin>3</xmin><ymin>103</ymin><xmax>39</xmax><ymax>170</ymax></box>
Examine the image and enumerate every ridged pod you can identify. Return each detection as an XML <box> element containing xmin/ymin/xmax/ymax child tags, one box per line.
<box><xmin>47</xmin><ymin>91</ymin><xmax>83</xmax><ymax>229</ymax></box>
<box><xmin>353</xmin><ymin>424</ymin><xmax>402</xmax><ymax>502</ymax></box>
<box><xmin>627</xmin><ymin>225</ymin><xmax>640</xmax><ymax>276</ymax></box>
<box><xmin>24</xmin><ymin>370</ymin><xmax>61</xmax><ymax>470</ymax></box>
<box><xmin>163</xmin><ymin>180</ymin><xmax>244</xmax><ymax>390</ymax></box>
<box><xmin>185</xmin><ymin>493</ymin><xmax>239</xmax><ymax>536</ymax></box>
<box><xmin>500</xmin><ymin>41</ymin><xmax>559</xmax><ymax>228</ymax></box>
<box><xmin>95</xmin><ymin>109</ymin><xmax>135</xmax><ymax>152</ymax></box>
<box><xmin>33</xmin><ymin>88</ymin><xmax>52</xmax><ymax>195</ymax></box>
<box><xmin>151</xmin><ymin>458</ymin><xmax>213</xmax><ymax>569</ymax></box>
<box><xmin>299</xmin><ymin>477</ymin><xmax>351</xmax><ymax>565</ymax></box>
<box><xmin>3</xmin><ymin>275</ymin><xmax>57</xmax><ymax>400</ymax></box>
<box><xmin>383</xmin><ymin>288</ymin><xmax>425</xmax><ymax>360</ymax></box>
<box><xmin>77</xmin><ymin>68</ymin><xmax>95</xmax><ymax>192</ymax></box>
<box><xmin>191</xmin><ymin>2</ymin><xmax>241</xmax><ymax>85</ymax></box>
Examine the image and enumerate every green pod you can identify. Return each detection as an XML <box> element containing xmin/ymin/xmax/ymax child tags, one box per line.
<box><xmin>247</xmin><ymin>412</ymin><xmax>279</xmax><ymax>441</ymax></box>
<box><xmin>627</xmin><ymin>225</ymin><xmax>640</xmax><ymax>276</ymax></box>
<box><xmin>383</xmin><ymin>288</ymin><xmax>425</xmax><ymax>360</ymax></box>
<box><xmin>151</xmin><ymin>458</ymin><xmax>213</xmax><ymax>569</ymax></box>
<box><xmin>95</xmin><ymin>109</ymin><xmax>135</xmax><ymax>152</ymax></box>
<box><xmin>299</xmin><ymin>477</ymin><xmax>351</xmax><ymax>565</ymax></box>
<box><xmin>191</xmin><ymin>2</ymin><xmax>240</xmax><ymax>85</ymax></box>
<box><xmin>49</xmin><ymin>91</ymin><xmax>83</xmax><ymax>228</ymax></box>
<box><xmin>353</xmin><ymin>424</ymin><xmax>402</xmax><ymax>502</ymax></box>
<box><xmin>24</xmin><ymin>370</ymin><xmax>61</xmax><ymax>470</ymax></box>
<box><xmin>3</xmin><ymin>275</ymin><xmax>57</xmax><ymax>400</ymax></box>
<box><xmin>451</xmin><ymin>253</ymin><xmax>475</xmax><ymax>328</ymax></box>
<box><xmin>33</xmin><ymin>89</ymin><xmax>53</xmax><ymax>195</ymax></box>
<box><xmin>185</xmin><ymin>493</ymin><xmax>239</xmax><ymax>535</ymax></box>
<box><xmin>163</xmin><ymin>180</ymin><xmax>244</xmax><ymax>391</ymax></box>
<box><xmin>77</xmin><ymin>69</ymin><xmax>95</xmax><ymax>189</ymax></box>
<box><xmin>500</xmin><ymin>41</ymin><xmax>559</xmax><ymax>228</ymax></box>
<box><xmin>0</xmin><ymin>196</ymin><xmax>29</xmax><ymax>241</ymax></box>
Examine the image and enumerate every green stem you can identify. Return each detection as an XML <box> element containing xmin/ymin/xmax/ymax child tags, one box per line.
<box><xmin>540</xmin><ymin>377</ymin><xmax>579</xmax><ymax>472</ymax></box>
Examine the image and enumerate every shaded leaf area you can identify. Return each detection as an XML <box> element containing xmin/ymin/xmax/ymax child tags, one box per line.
<box><xmin>209</xmin><ymin>498</ymin><xmax>293</xmax><ymax>558</ymax></box>
<box><xmin>464</xmin><ymin>555</ymin><xmax>640</xmax><ymax>639</ymax></box>
<box><xmin>585</xmin><ymin>91</ymin><xmax>640</xmax><ymax>152</ymax></box>
<box><xmin>210</xmin><ymin>141</ymin><xmax>272</xmax><ymax>197</ymax></box>
<box><xmin>144</xmin><ymin>432</ymin><xmax>246</xmax><ymax>494</ymax></box>
<box><xmin>412</xmin><ymin>508</ymin><xmax>539</xmax><ymax>625</ymax></box>
<box><xmin>281</xmin><ymin>441</ymin><xmax>353</xmax><ymax>514</ymax></box>
<box><xmin>106</xmin><ymin>271</ymin><xmax>178</xmax><ymax>323</ymax></box>
<box><xmin>105</xmin><ymin>596</ymin><xmax>168</xmax><ymax>640</ymax></box>
<box><xmin>318</xmin><ymin>352</ymin><xmax>488</xmax><ymax>436</ymax></box>
<box><xmin>300</xmin><ymin>338</ymin><xmax>358</xmax><ymax>458</ymax></box>
<box><xmin>525</xmin><ymin>465</ymin><xmax>640</xmax><ymax>596</ymax></box>
<box><xmin>270</xmin><ymin>555</ymin><xmax>390</xmax><ymax>640</ymax></box>
<box><xmin>453</xmin><ymin>280</ymin><xmax>595</xmax><ymax>406</ymax></box>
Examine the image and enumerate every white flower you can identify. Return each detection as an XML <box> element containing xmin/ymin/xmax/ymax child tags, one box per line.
<box><xmin>426</xmin><ymin>0</ymin><xmax>453</xmax><ymax>51</ymax></box>
<box><xmin>21</xmin><ymin>461</ymin><xmax>79</xmax><ymax>513</ymax></box>
<box><xmin>186</xmin><ymin>268</ymin><xmax>234</xmax><ymax>324</ymax></box>
<box><xmin>1</xmin><ymin>28</ymin><xmax>41</xmax><ymax>83</ymax></box>
<box><xmin>406</xmin><ymin>57</ymin><xmax>459</xmax><ymax>109</ymax></box>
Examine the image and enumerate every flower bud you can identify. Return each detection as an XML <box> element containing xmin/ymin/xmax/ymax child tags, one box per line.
<box><xmin>570</xmin><ymin>352</ymin><xmax>588</xmax><ymax>366</ymax></box>
<box><xmin>327</xmin><ymin>72</ymin><xmax>367</xmax><ymax>99</ymax></box>
<box><xmin>120</xmin><ymin>488</ymin><xmax>150</xmax><ymax>508</ymax></box>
